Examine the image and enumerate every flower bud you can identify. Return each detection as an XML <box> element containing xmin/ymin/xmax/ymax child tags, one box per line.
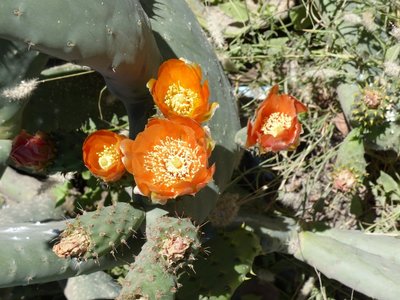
<box><xmin>10</xmin><ymin>130</ymin><xmax>55</xmax><ymax>171</ymax></box>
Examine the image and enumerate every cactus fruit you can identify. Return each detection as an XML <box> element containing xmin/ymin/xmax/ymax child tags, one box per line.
<box><xmin>350</xmin><ymin>86</ymin><xmax>388</xmax><ymax>128</ymax></box>
<box><xmin>176</xmin><ymin>227</ymin><xmax>261</xmax><ymax>299</ymax></box>
<box><xmin>117</xmin><ymin>216</ymin><xmax>200</xmax><ymax>299</ymax></box>
<box><xmin>53</xmin><ymin>203</ymin><xmax>145</xmax><ymax>260</ymax></box>
<box><xmin>337</xmin><ymin>83</ymin><xmax>400</xmax><ymax>154</ymax></box>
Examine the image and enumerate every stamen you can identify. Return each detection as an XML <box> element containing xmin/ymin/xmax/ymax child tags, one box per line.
<box><xmin>97</xmin><ymin>145</ymin><xmax>120</xmax><ymax>170</ymax></box>
<box><xmin>144</xmin><ymin>137</ymin><xmax>203</xmax><ymax>186</ymax></box>
<box><xmin>165</xmin><ymin>83</ymin><xmax>199</xmax><ymax>116</ymax></box>
<box><xmin>261</xmin><ymin>112</ymin><xmax>292</xmax><ymax>137</ymax></box>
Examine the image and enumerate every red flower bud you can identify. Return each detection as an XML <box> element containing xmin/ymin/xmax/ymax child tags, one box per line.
<box><xmin>10</xmin><ymin>130</ymin><xmax>55</xmax><ymax>171</ymax></box>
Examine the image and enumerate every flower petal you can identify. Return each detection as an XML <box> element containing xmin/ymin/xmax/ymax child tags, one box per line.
<box><xmin>246</xmin><ymin>85</ymin><xmax>307</xmax><ymax>153</ymax></box>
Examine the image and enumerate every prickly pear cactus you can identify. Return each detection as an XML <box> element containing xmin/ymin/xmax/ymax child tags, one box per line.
<box><xmin>0</xmin><ymin>0</ymin><xmax>256</xmax><ymax>298</ymax></box>
<box><xmin>0</xmin><ymin>0</ymin><xmax>161</xmax><ymax>101</ymax></box>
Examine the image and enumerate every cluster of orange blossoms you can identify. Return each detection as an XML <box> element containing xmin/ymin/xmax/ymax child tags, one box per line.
<box><xmin>82</xmin><ymin>58</ymin><xmax>217</xmax><ymax>203</ymax></box>
<box><xmin>80</xmin><ymin>59</ymin><xmax>307</xmax><ymax>203</ymax></box>
<box><xmin>9</xmin><ymin>59</ymin><xmax>307</xmax><ymax>203</ymax></box>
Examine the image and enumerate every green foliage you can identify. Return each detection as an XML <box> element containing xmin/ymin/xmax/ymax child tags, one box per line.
<box><xmin>372</xmin><ymin>171</ymin><xmax>400</xmax><ymax>205</ymax></box>
<box><xmin>218</xmin><ymin>0</ymin><xmax>249</xmax><ymax>23</ymax></box>
<box><xmin>22</xmin><ymin>68</ymin><xmax>126</xmax><ymax>134</ymax></box>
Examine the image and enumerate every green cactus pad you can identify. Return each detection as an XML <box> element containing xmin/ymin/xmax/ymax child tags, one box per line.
<box><xmin>146</xmin><ymin>216</ymin><xmax>201</xmax><ymax>272</ymax></box>
<box><xmin>176</xmin><ymin>228</ymin><xmax>261</xmax><ymax>299</ymax></box>
<box><xmin>336</xmin><ymin>83</ymin><xmax>359</xmax><ymax>123</ymax></box>
<box><xmin>0</xmin><ymin>167</ymin><xmax>65</xmax><ymax>225</ymax></box>
<box><xmin>53</xmin><ymin>203</ymin><xmax>145</xmax><ymax>259</ymax></box>
<box><xmin>0</xmin><ymin>0</ymin><xmax>161</xmax><ymax>102</ymax></box>
<box><xmin>0</xmin><ymin>220</ymin><xmax>143</xmax><ymax>288</ymax></box>
<box><xmin>117</xmin><ymin>247</ymin><xmax>177</xmax><ymax>300</ymax></box>
<box><xmin>118</xmin><ymin>216</ymin><xmax>200</xmax><ymax>299</ymax></box>
<box><xmin>291</xmin><ymin>229</ymin><xmax>400</xmax><ymax>300</ymax></box>
<box><xmin>335</xmin><ymin>128</ymin><xmax>367</xmax><ymax>176</ymax></box>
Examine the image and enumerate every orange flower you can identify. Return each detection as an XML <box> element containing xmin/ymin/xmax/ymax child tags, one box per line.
<box><xmin>120</xmin><ymin>117</ymin><xmax>215</xmax><ymax>203</ymax></box>
<box><xmin>82</xmin><ymin>130</ymin><xmax>127</xmax><ymax>182</ymax></box>
<box><xmin>10</xmin><ymin>130</ymin><xmax>55</xmax><ymax>171</ymax></box>
<box><xmin>246</xmin><ymin>85</ymin><xmax>307</xmax><ymax>152</ymax></box>
<box><xmin>147</xmin><ymin>58</ymin><xmax>219</xmax><ymax>122</ymax></box>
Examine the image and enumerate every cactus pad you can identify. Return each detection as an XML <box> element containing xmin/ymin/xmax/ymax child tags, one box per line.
<box><xmin>53</xmin><ymin>203</ymin><xmax>145</xmax><ymax>259</ymax></box>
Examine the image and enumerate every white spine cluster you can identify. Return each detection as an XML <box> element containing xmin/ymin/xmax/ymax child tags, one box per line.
<box><xmin>1</xmin><ymin>79</ymin><xmax>39</xmax><ymax>102</ymax></box>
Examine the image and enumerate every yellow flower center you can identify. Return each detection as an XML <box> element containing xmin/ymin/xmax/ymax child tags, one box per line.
<box><xmin>97</xmin><ymin>145</ymin><xmax>120</xmax><ymax>170</ymax></box>
<box><xmin>261</xmin><ymin>112</ymin><xmax>292</xmax><ymax>137</ymax></box>
<box><xmin>144</xmin><ymin>137</ymin><xmax>203</xmax><ymax>187</ymax></box>
<box><xmin>164</xmin><ymin>83</ymin><xmax>199</xmax><ymax>116</ymax></box>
